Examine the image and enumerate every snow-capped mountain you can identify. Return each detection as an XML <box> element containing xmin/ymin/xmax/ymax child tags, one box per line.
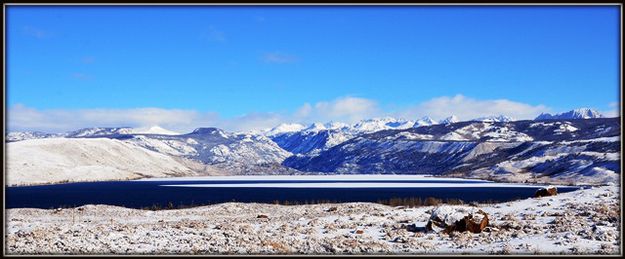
<box><xmin>124</xmin><ymin>127</ymin><xmax>294</xmax><ymax>175</ymax></box>
<box><xmin>323</xmin><ymin>121</ymin><xmax>350</xmax><ymax>130</ymax></box>
<box><xmin>265</xmin><ymin>123</ymin><xmax>307</xmax><ymax>136</ymax></box>
<box><xmin>412</xmin><ymin>116</ymin><xmax>438</xmax><ymax>128</ymax></box>
<box><xmin>6</xmin><ymin>113</ymin><xmax>620</xmax><ymax>185</ymax></box>
<box><xmin>351</xmin><ymin>117</ymin><xmax>415</xmax><ymax>133</ymax></box>
<box><xmin>6</xmin><ymin>131</ymin><xmax>66</xmax><ymax>142</ymax></box>
<box><xmin>7</xmin><ymin>126</ymin><xmax>295</xmax><ymax>176</ymax></box>
<box><xmin>302</xmin><ymin>123</ymin><xmax>328</xmax><ymax>132</ymax></box>
<box><xmin>6</xmin><ymin>138</ymin><xmax>198</xmax><ymax>186</ymax></box>
<box><xmin>269</xmin><ymin>117</ymin><xmax>417</xmax><ymax>154</ymax></box>
<box><xmin>267</xmin><ymin>115</ymin><xmax>516</xmax><ymax>155</ymax></box>
<box><xmin>66</xmin><ymin>127</ymin><xmax>135</xmax><ymax>138</ymax></box>
<box><xmin>283</xmin><ymin>117</ymin><xmax>620</xmax><ymax>185</ymax></box>
<box><xmin>440</xmin><ymin>115</ymin><xmax>459</xmax><ymax>125</ymax></box>
<box><xmin>131</xmin><ymin>125</ymin><xmax>180</xmax><ymax>135</ymax></box>
<box><xmin>7</xmin><ymin>126</ymin><xmax>181</xmax><ymax>142</ymax></box>
<box><xmin>472</xmin><ymin>115</ymin><xmax>514</xmax><ymax>123</ymax></box>
<box><xmin>67</xmin><ymin>126</ymin><xmax>181</xmax><ymax>137</ymax></box>
<box><xmin>535</xmin><ymin>108</ymin><xmax>605</xmax><ymax>120</ymax></box>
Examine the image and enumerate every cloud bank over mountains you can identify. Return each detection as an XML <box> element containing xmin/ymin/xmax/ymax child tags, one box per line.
<box><xmin>7</xmin><ymin>94</ymin><xmax>618</xmax><ymax>133</ymax></box>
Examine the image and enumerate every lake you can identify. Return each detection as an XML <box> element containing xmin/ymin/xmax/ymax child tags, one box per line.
<box><xmin>5</xmin><ymin>175</ymin><xmax>582</xmax><ymax>209</ymax></box>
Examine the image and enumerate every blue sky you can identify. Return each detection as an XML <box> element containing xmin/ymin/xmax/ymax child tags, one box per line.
<box><xmin>6</xmin><ymin>5</ymin><xmax>621</xmax><ymax>132</ymax></box>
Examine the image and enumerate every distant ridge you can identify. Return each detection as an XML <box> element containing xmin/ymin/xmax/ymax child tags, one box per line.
<box><xmin>535</xmin><ymin>108</ymin><xmax>604</xmax><ymax>120</ymax></box>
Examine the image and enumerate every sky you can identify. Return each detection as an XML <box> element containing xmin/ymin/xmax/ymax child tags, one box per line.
<box><xmin>6</xmin><ymin>5</ymin><xmax>621</xmax><ymax>133</ymax></box>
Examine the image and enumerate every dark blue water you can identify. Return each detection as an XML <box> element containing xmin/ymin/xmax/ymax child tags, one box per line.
<box><xmin>5</xmin><ymin>179</ymin><xmax>581</xmax><ymax>209</ymax></box>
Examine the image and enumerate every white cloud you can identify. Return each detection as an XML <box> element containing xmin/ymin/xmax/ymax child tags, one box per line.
<box><xmin>7</xmin><ymin>95</ymin><xmax>554</xmax><ymax>134</ymax></box>
<box><xmin>396</xmin><ymin>94</ymin><xmax>551</xmax><ymax>121</ymax></box>
<box><xmin>601</xmin><ymin>101</ymin><xmax>620</xmax><ymax>117</ymax></box>
<box><xmin>306</xmin><ymin>97</ymin><xmax>381</xmax><ymax>123</ymax></box>
<box><xmin>294</xmin><ymin>103</ymin><xmax>313</xmax><ymax>118</ymax></box>
<box><xmin>7</xmin><ymin>104</ymin><xmax>219</xmax><ymax>133</ymax></box>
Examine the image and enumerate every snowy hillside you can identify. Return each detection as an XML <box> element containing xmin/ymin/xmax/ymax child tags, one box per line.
<box><xmin>6</xmin><ymin>138</ymin><xmax>199</xmax><ymax>186</ymax></box>
<box><xmin>124</xmin><ymin>127</ymin><xmax>294</xmax><ymax>175</ymax></box>
<box><xmin>6</xmin><ymin>131</ymin><xmax>66</xmax><ymax>142</ymax></box>
<box><xmin>5</xmin><ymin>109</ymin><xmax>620</xmax><ymax>186</ymax></box>
<box><xmin>284</xmin><ymin>118</ymin><xmax>620</xmax><ymax>185</ymax></box>
<box><xmin>269</xmin><ymin>117</ymin><xmax>421</xmax><ymax>155</ymax></box>
<box><xmin>7</xmin><ymin>126</ymin><xmax>181</xmax><ymax>142</ymax></box>
<box><xmin>66</xmin><ymin>127</ymin><xmax>135</xmax><ymax>138</ymax></box>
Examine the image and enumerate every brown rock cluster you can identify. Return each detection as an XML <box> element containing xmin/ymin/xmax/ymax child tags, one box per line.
<box><xmin>426</xmin><ymin>206</ymin><xmax>489</xmax><ymax>234</ymax></box>
<box><xmin>535</xmin><ymin>186</ymin><xmax>558</xmax><ymax>198</ymax></box>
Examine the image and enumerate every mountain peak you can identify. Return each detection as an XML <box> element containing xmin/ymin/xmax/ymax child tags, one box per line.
<box><xmin>266</xmin><ymin>123</ymin><xmax>306</xmax><ymax>136</ymax></box>
<box><xmin>440</xmin><ymin>115</ymin><xmax>459</xmax><ymax>124</ymax></box>
<box><xmin>67</xmin><ymin>127</ymin><xmax>134</xmax><ymax>137</ymax></box>
<box><xmin>535</xmin><ymin>108</ymin><xmax>604</xmax><ymax>120</ymax></box>
<box><xmin>190</xmin><ymin>127</ymin><xmax>228</xmax><ymax>137</ymax></box>
<box><xmin>352</xmin><ymin>117</ymin><xmax>413</xmax><ymax>132</ymax></box>
<box><xmin>132</xmin><ymin>125</ymin><xmax>179</xmax><ymax>135</ymax></box>
<box><xmin>323</xmin><ymin>121</ymin><xmax>349</xmax><ymax>130</ymax></box>
<box><xmin>473</xmin><ymin>115</ymin><xmax>513</xmax><ymax>122</ymax></box>
<box><xmin>304</xmin><ymin>123</ymin><xmax>327</xmax><ymax>132</ymax></box>
<box><xmin>413</xmin><ymin>116</ymin><xmax>438</xmax><ymax>128</ymax></box>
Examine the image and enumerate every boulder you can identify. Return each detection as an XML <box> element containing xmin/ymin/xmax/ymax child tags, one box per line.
<box><xmin>426</xmin><ymin>206</ymin><xmax>489</xmax><ymax>234</ymax></box>
<box><xmin>535</xmin><ymin>186</ymin><xmax>558</xmax><ymax>198</ymax></box>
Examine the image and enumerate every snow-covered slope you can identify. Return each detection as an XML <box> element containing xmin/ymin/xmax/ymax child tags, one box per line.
<box><xmin>6</xmin><ymin>138</ymin><xmax>198</xmax><ymax>186</ymax></box>
<box><xmin>284</xmin><ymin>118</ymin><xmax>621</xmax><ymax>185</ymax></box>
<box><xmin>5</xmin><ymin>114</ymin><xmax>620</xmax><ymax>186</ymax></box>
<box><xmin>6</xmin><ymin>131</ymin><xmax>66</xmax><ymax>142</ymax></box>
<box><xmin>7</xmin><ymin>126</ymin><xmax>180</xmax><ymax>142</ymax></box>
<box><xmin>124</xmin><ymin>127</ymin><xmax>294</xmax><ymax>175</ymax></box>
<box><xmin>535</xmin><ymin>108</ymin><xmax>605</xmax><ymax>120</ymax></box>
<box><xmin>65</xmin><ymin>127</ymin><xmax>134</xmax><ymax>138</ymax></box>
<box><xmin>269</xmin><ymin>117</ymin><xmax>419</xmax><ymax>155</ymax></box>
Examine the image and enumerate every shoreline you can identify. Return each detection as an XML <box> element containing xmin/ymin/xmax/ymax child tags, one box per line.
<box><xmin>7</xmin><ymin>173</ymin><xmax>600</xmax><ymax>188</ymax></box>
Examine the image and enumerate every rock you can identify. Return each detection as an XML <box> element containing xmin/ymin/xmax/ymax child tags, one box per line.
<box><xmin>425</xmin><ymin>206</ymin><xmax>489</xmax><ymax>234</ymax></box>
<box><xmin>257</xmin><ymin>214</ymin><xmax>269</xmax><ymax>219</ymax></box>
<box><xmin>326</xmin><ymin>207</ymin><xmax>338</xmax><ymax>212</ymax></box>
<box><xmin>405</xmin><ymin>224</ymin><xmax>425</xmax><ymax>233</ymax></box>
<box><xmin>535</xmin><ymin>186</ymin><xmax>558</xmax><ymax>198</ymax></box>
<box><xmin>483</xmin><ymin>227</ymin><xmax>498</xmax><ymax>232</ymax></box>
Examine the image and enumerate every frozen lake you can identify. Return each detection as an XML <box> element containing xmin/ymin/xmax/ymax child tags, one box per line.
<box><xmin>6</xmin><ymin>175</ymin><xmax>581</xmax><ymax>209</ymax></box>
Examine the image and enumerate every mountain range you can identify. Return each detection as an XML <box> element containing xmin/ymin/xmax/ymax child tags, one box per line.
<box><xmin>5</xmin><ymin>108</ymin><xmax>619</xmax><ymax>186</ymax></box>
